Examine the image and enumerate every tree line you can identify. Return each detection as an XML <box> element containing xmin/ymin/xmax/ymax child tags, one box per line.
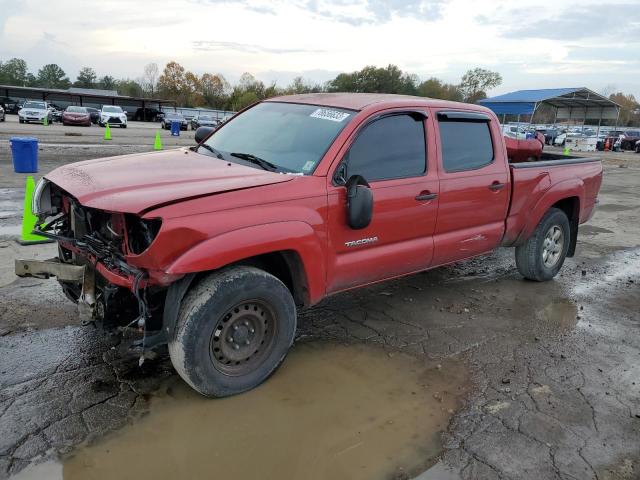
<box><xmin>1</xmin><ymin>57</ymin><xmax>638</xmax><ymax>125</ymax></box>
<box><xmin>0</xmin><ymin>57</ymin><xmax>501</xmax><ymax>109</ymax></box>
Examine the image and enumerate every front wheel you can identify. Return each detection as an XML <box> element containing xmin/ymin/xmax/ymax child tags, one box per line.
<box><xmin>515</xmin><ymin>208</ymin><xmax>570</xmax><ymax>281</ymax></box>
<box><xmin>169</xmin><ymin>266</ymin><xmax>297</xmax><ymax>397</ymax></box>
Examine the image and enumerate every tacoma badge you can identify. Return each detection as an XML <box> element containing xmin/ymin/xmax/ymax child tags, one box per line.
<box><xmin>345</xmin><ymin>236</ymin><xmax>379</xmax><ymax>247</ymax></box>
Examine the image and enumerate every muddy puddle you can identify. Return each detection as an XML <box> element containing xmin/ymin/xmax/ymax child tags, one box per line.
<box><xmin>536</xmin><ymin>298</ymin><xmax>578</xmax><ymax>331</ymax></box>
<box><xmin>60</xmin><ymin>342</ymin><xmax>468</xmax><ymax>480</ymax></box>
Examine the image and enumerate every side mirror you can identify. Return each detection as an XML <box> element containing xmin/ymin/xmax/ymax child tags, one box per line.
<box><xmin>195</xmin><ymin>126</ymin><xmax>214</xmax><ymax>144</ymax></box>
<box><xmin>346</xmin><ymin>175</ymin><xmax>373</xmax><ymax>230</ymax></box>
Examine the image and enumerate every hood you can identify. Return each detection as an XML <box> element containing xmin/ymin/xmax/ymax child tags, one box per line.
<box><xmin>46</xmin><ymin>149</ymin><xmax>294</xmax><ymax>214</ymax></box>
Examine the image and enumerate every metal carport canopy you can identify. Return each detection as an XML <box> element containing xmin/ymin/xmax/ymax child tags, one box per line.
<box><xmin>478</xmin><ymin>87</ymin><xmax>620</xmax><ymax>120</ymax></box>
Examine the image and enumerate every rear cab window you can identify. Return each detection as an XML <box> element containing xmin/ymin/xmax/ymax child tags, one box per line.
<box><xmin>437</xmin><ymin>112</ymin><xmax>494</xmax><ymax>173</ymax></box>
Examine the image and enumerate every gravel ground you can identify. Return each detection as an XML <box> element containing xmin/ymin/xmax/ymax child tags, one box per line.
<box><xmin>0</xmin><ymin>116</ymin><xmax>638</xmax><ymax>479</ymax></box>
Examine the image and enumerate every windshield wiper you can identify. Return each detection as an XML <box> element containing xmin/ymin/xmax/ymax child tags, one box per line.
<box><xmin>198</xmin><ymin>143</ymin><xmax>224</xmax><ymax>159</ymax></box>
<box><xmin>230</xmin><ymin>152</ymin><xmax>280</xmax><ymax>172</ymax></box>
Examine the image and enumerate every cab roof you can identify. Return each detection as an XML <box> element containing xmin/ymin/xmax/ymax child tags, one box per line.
<box><xmin>265</xmin><ymin>92</ymin><xmax>489</xmax><ymax>113</ymax></box>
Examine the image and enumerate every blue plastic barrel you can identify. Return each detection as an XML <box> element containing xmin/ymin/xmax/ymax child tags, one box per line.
<box><xmin>10</xmin><ymin>137</ymin><xmax>39</xmax><ymax>173</ymax></box>
<box><xmin>170</xmin><ymin>121</ymin><xmax>181</xmax><ymax>136</ymax></box>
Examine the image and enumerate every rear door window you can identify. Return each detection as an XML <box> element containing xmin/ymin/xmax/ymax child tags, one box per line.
<box><xmin>438</xmin><ymin>117</ymin><xmax>494</xmax><ymax>172</ymax></box>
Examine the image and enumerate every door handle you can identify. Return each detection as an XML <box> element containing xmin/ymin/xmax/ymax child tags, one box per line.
<box><xmin>488</xmin><ymin>182</ymin><xmax>505</xmax><ymax>191</ymax></box>
<box><xmin>415</xmin><ymin>192</ymin><xmax>438</xmax><ymax>201</ymax></box>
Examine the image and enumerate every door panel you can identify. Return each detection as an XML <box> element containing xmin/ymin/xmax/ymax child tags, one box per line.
<box><xmin>325</xmin><ymin>110</ymin><xmax>439</xmax><ymax>293</ymax></box>
<box><xmin>431</xmin><ymin>110</ymin><xmax>510</xmax><ymax>266</ymax></box>
<box><xmin>326</xmin><ymin>177</ymin><xmax>438</xmax><ymax>292</ymax></box>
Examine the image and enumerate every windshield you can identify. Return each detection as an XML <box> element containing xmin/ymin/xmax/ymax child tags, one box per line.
<box><xmin>102</xmin><ymin>106</ymin><xmax>123</xmax><ymax>113</ymax></box>
<box><xmin>166</xmin><ymin>113</ymin><xmax>183</xmax><ymax>119</ymax></box>
<box><xmin>199</xmin><ymin>115</ymin><xmax>213</xmax><ymax>120</ymax></box>
<box><xmin>23</xmin><ymin>101</ymin><xmax>46</xmax><ymax>110</ymax></box>
<box><xmin>202</xmin><ymin>102</ymin><xmax>354</xmax><ymax>174</ymax></box>
<box><xmin>66</xmin><ymin>106</ymin><xmax>87</xmax><ymax>113</ymax></box>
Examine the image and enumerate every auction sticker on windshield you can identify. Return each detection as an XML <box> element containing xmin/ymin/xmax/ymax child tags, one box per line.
<box><xmin>310</xmin><ymin>108</ymin><xmax>350</xmax><ymax>122</ymax></box>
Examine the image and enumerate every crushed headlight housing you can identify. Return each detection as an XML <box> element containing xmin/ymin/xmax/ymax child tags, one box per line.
<box><xmin>125</xmin><ymin>214</ymin><xmax>162</xmax><ymax>255</ymax></box>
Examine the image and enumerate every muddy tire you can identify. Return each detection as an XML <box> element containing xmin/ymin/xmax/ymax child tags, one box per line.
<box><xmin>168</xmin><ymin>266</ymin><xmax>296</xmax><ymax>397</ymax></box>
<box><xmin>515</xmin><ymin>208</ymin><xmax>570</xmax><ymax>281</ymax></box>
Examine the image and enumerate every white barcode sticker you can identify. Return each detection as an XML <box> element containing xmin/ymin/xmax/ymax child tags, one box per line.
<box><xmin>310</xmin><ymin>108</ymin><xmax>350</xmax><ymax>122</ymax></box>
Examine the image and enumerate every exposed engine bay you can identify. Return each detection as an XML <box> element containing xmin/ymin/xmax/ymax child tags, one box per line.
<box><xmin>19</xmin><ymin>179</ymin><xmax>170</xmax><ymax>361</ymax></box>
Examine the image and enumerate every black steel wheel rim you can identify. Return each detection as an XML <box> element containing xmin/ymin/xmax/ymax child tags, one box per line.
<box><xmin>209</xmin><ymin>299</ymin><xmax>278</xmax><ymax>376</ymax></box>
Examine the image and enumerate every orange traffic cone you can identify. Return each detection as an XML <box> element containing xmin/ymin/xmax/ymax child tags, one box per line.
<box><xmin>604</xmin><ymin>138</ymin><xmax>610</xmax><ymax>151</ymax></box>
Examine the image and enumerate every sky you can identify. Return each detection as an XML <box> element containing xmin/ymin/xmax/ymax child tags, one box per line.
<box><xmin>0</xmin><ymin>0</ymin><xmax>639</xmax><ymax>98</ymax></box>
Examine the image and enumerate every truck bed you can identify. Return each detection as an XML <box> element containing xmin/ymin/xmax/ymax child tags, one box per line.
<box><xmin>503</xmin><ymin>154</ymin><xmax>603</xmax><ymax>246</ymax></box>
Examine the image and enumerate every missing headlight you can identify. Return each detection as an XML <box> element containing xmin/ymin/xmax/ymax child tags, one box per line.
<box><xmin>125</xmin><ymin>215</ymin><xmax>162</xmax><ymax>255</ymax></box>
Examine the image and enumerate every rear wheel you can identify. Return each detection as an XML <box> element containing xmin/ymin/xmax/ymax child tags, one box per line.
<box><xmin>169</xmin><ymin>266</ymin><xmax>296</xmax><ymax>397</ymax></box>
<box><xmin>515</xmin><ymin>208</ymin><xmax>570</xmax><ymax>281</ymax></box>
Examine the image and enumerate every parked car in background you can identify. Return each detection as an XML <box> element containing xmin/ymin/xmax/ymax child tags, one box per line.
<box><xmin>49</xmin><ymin>104</ymin><xmax>64</xmax><ymax>123</ymax></box>
<box><xmin>161</xmin><ymin>112</ymin><xmax>188</xmax><ymax>130</ymax></box>
<box><xmin>553</xmin><ymin>132</ymin><xmax>566</xmax><ymax>146</ymax></box>
<box><xmin>18</xmin><ymin>93</ymin><xmax>603</xmax><ymax>397</ymax></box>
<box><xmin>600</xmin><ymin>130</ymin><xmax>625</xmax><ymax>151</ymax></box>
<box><xmin>0</xmin><ymin>97</ymin><xmax>21</xmax><ymax>113</ymax></box>
<box><xmin>62</xmin><ymin>106</ymin><xmax>92</xmax><ymax>126</ymax></box>
<box><xmin>0</xmin><ymin>104</ymin><xmax>5</xmax><ymax>122</ymax></box>
<box><xmin>99</xmin><ymin>105</ymin><xmax>127</xmax><ymax>128</ymax></box>
<box><xmin>134</xmin><ymin>107</ymin><xmax>162</xmax><ymax>122</ymax></box>
<box><xmin>537</xmin><ymin>128</ymin><xmax>561</xmax><ymax>145</ymax></box>
<box><xmin>635</xmin><ymin>140</ymin><xmax>640</xmax><ymax>153</ymax></box>
<box><xmin>619</xmin><ymin>130</ymin><xmax>640</xmax><ymax>150</ymax></box>
<box><xmin>18</xmin><ymin>101</ymin><xmax>52</xmax><ymax>124</ymax></box>
<box><xmin>85</xmin><ymin>107</ymin><xmax>100</xmax><ymax>124</ymax></box>
<box><xmin>596</xmin><ymin>133</ymin><xmax>621</xmax><ymax>151</ymax></box>
<box><xmin>190</xmin><ymin>114</ymin><xmax>219</xmax><ymax>130</ymax></box>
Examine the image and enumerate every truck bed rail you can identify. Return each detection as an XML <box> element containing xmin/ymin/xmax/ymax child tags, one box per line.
<box><xmin>510</xmin><ymin>155</ymin><xmax>600</xmax><ymax>169</ymax></box>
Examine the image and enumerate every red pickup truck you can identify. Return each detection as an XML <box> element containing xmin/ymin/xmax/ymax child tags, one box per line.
<box><xmin>17</xmin><ymin>93</ymin><xmax>602</xmax><ymax>397</ymax></box>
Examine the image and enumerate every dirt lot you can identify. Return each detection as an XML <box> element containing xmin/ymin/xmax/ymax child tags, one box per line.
<box><xmin>0</xmin><ymin>116</ymin><xmax>639</xmax><ymax>479</ymax></box>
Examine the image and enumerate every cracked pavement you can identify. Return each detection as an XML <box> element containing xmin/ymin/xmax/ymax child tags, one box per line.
<box><xmin>1</xmin><ymin>147</ymin><xmax>639</xmax><ymax>478</ymax></box>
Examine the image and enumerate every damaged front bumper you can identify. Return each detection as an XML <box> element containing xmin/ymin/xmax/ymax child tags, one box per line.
<box><xmin>15</xmin><ymin>258</ymin><xmax>99</xmax><ymax>326</ymax></box>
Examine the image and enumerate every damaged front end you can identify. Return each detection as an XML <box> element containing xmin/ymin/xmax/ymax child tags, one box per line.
<box><xmin>16</xmin><ymin>179</ymin><xmax>177</xmax><ymax>359</ymax></box>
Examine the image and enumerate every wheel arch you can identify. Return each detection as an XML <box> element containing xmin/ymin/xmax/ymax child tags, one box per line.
<box><xmin>162</xmin><ymin>222</ymin><xmax>325</xmax><ymax>339</ymax></box>
<box><xmin>162</xmin><ymin>250</ymin><xmax>310</xmax><ymax>346</ymax></box>
<box><xmin>510</xmin><ymin>178</ymin><xmax>584</xmax><ymax>252</ymax></box>
<box><xmin>551</xmin><ymin>196</ymin><xmax>580</xmax><ymax>257</ymax></box>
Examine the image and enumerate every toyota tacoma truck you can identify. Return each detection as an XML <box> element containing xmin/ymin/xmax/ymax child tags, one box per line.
<box><xmin>16</xmin><ymin>93</ymin><xmax>603</xmax><ymax>397</ymax></box>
